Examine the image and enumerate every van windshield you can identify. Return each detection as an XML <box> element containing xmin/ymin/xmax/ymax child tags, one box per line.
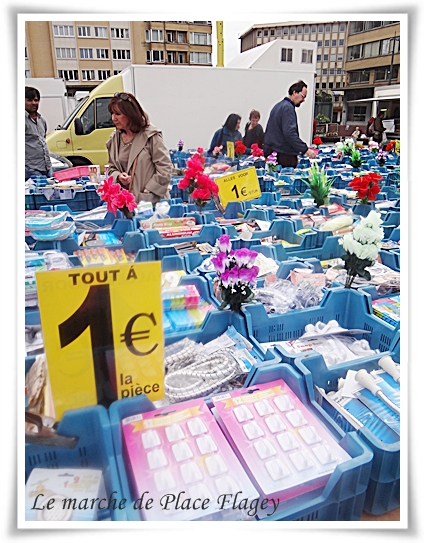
<box><xmin>60</xmin><ymin>97</ymin><xmax>90</xmax><ymax>130</ymax></box>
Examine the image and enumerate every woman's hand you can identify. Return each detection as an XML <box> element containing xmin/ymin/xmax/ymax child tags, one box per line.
<box><xmin>118</xmin><ymin>172</ymin><xmax>131</xmax><ymax>186</ymax></box>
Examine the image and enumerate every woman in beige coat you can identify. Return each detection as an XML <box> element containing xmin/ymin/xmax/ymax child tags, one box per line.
<box><xmin>106</xmin><ymin>92</ymin><xmax>172</xmax><ymax>204</ymax></box>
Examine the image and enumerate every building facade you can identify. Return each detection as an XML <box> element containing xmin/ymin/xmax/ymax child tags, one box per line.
<box><xmin>239</xmin><ymin>20</ymin><xmax>400</xmax><ymax>126</ymax></box>
<box><xmin>344</xmin><ymin>21</ymin><xmax>400</xmax><ymax>127</ymax></box>
<box><xmin>25</xmin><ymin>20</ymin><xmax>213</xmax><ymax>94</ymax></box>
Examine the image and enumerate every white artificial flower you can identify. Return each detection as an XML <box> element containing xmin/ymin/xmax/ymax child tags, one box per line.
<box><xmin>344</xmin><ymin>138</ymin><xmax>355</xmax><ymax>146</ymax></box>
<box><xmin>353</xmin><ymin>224</ymin><xmax>384</xmax><ymax>245</ymax></box>
<box><xmin>357</xmin><ymin>243</ymin><xmax>379</xmax><ymax>261</ymax></box>
<box><xmin>335</xmin><ymin>142</ymin><xmax>344</xmax><ymax>152</ymax></box>
<box><xmin>362</xmin><ymin>210</ymin><xmax>383</xmax><ymax>230</ymax></box>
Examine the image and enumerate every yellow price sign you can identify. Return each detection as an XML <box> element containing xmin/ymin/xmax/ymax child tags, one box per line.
<box><xmin>226</xmin><ymin>141</ymin><xmax>235</xmax><ymax>159</ymax></box>
<box><xmin>36</xmin><ymin>262</ymin><xmax>164</xmax><ymax>420</ymax></box>
<box><xmin>216</xmin><ymin>166</ymin><xmax>262</xmax><ymax>207</ymax></box>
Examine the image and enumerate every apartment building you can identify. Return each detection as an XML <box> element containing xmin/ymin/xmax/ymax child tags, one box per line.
<box><xmin>344</xmin><ymin>21</ymin><xmax>400</xmax><ymax>126</ymax></box>
<box><xmin>240</xmin><ymin>21</ymin><xmax>348</xmax><ymax>122</ymax></box>
<box><xmin>25</xmin><ymin>20</ymin><xmax>213</xmax><ymax>95</ymax></box>
<box><xmin>239</xmin><ymin>20</ymin><xmax>401</xmax><ymax>126</ymax></box>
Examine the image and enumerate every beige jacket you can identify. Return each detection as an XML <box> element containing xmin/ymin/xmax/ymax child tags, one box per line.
<box><xmin>106</xmin><ymin>124</ymin><xmax>172</xmax><ymax>204</ymax></box>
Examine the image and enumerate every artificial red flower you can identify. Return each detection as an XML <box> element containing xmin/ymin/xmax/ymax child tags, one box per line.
<box><xmin>385</xmin><ymin>141</ymin><xmax>396</xmax><ymax>153</ymax></box>
<box><xmin>98</xmin><ymin>176</ymin><xmax>121</xmax><ymax>201</ymax></box>
<box><xmin>250</xmin><ymin>143</ymin><xmax>264</xmax><ymax>157</ymax></box>
<box><xmin>313</xmin><ymin>136</ymin><xmax>323</xmax><ymax>145</ymax></box>
<box><xmin>120</xmin><ymin>189</ymin><xmax>137</xmax><ymax>212</ymax></box>
<box><xmin>348</xmin><ymin>173</ymin><xmax>381</xmax><ymax>204</ymax></box>
<box><xmin>234</xmin><ymin>140</ymin><xmax>247</xmax><ymax>157</ymax></box>
<box><xmin>191</xmin><ymin>188</ymin><xmax>212</xmax><ymax>201</ymax></box>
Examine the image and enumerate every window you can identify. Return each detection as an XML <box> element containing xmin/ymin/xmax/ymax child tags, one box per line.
<box><xmin>340</xmin><ymin>23</ymin><xmax>345</xmax><ymax>31</ymax></box>
<box><xmin>276</xmin><ymin>29</ymin><xmax>282</xmax><ymax>36</ymax></box>
<box><xmin>318</xmin><ymin>25</ymin><xmax>323</xmax><ymax>33</ymax></box>
<box><xmin>329</xmin><ymin>68</ymin><xmax>335</xmax><ymax>75</ymax></box>
<box><xmin>79</xmin><ymin>48</ymin><xmax>93</xmax><ymax>59</ymax></box>
<box><xmin>56</xmin><ymin>47</ymin><xmax>76</xmax><ymax>59</ymax></box>
<box><xmin>77</xmin><ymin>26</ymin><xmax>91</xmax><ymax>37</ymax></box>
<box><xmin>316</xmin><ymin>54</ymin><xmax>322</xmax><ymax>61</ymax></box>
<box><xmin>381</xmin><ymin>37</ymin><xmax>400</xmax><ymax>56</ymax></box>
<box><xmin>322</xmin><ymin>82</ymin><xmax>326</xmax><ymax>88</ymax></box>
<box><xmin>331</xmin><ymin>39</ymin><xmax>337</xmax><ymax>47</ymax></box>
<box><xmin>190</xmin><ymin>51</ymin><xmax>212</xmax><ymax>64</ymax></box>
<box><xmin>336</xmin><ymin>68</ymin><xmax>342</xmax><ymax>75</ymax></box>
<box><xmin>332</xmin><ymin>24</ymin><xmax>338</xmax><ymax>32</ymax></box>
<box><xmin>324</xmin><ymin>40</ymin><xmax>330</xmax><ymax>47</ymax></box>
<box><xmin>304</xmin><ymin>25</ymin><xmax>310</xmax><ymax>33</ymax></box>
<box><xmin>339</xmin><ymin>39</ymin><xmax>344</xmax><ymax>46</ymax></box>
<box><xmin>146</xmin><ymin>29</ymin><xmax>164</xmax><ymax>42</ymax></box>
<box><xmin>25</xmin><ymin>47</ymin><xmax>28</xmax><ymax>58</ymax></box>
<box><xmin>167</xmin><ymin>51</ymin><xmax>175</xmax><ymax>63</ymax></box>
<box><xmin>53</xmin><ymin>25</ymin><xmax>74</xmax><ymax>37</ymax></box>
<box><xmin>363</xmin><ymin>41</ymin><xmax>380</xmax><ymax>58</ymax></box>
<box><xmin>350</xmin><ymin>22</ymin><xmax>364</xmax><ymax>34</ymax></box>
<box><xmin>81</xmin><ymin>69</ymin><xmax>95</xmax><ymax>81</ymax></box>
<box><xmin>112</xmin><ymin>49</ymin><xmax>131</xmax><ymax>60</ymax></box>
<box><xmin>290</xmin><ymin>27</ymin><xmax>295</xmax><ymax>35</ymax></box>
<box><xmin>301</xmin><ymin>49</ymin><xmax>313</xmax><ymax>63</ymax></box>
<box><xmin>348</xmin><ymin>44</ymin><xmax>362</xmax><ymax>60</ymax></box>
<box><xmin>177</xmin><ymin>32</ymin><xmax>186</xmax><ymax>43</ymax></box>
<box><xmin>349</xmin><ymin>105</ymin><xmax>367</xmax><ymax>122</ymax></box>
<box><xmin>281</xmin><ymin>47</ymin><xmax>293</xmax><ymax>62</ymax></box>
<box><xmin>338</xmin><ymin>54</ymin><xmax>343</xmax><ymax>62</ymax></box>
<box><xmin>375</xmin><ymin>65</ymin><xmax>399</xmax><ymax>81</ymax></box>
<box><xmin>316</xmin><ymin>69</ymin><xmax>321</xmax><ymax>75</ymax></box>
<box><xmin>323</xmin><ymin>54</ymin><xmax>329</xmax><ymax>61</ymax></box>
<box><xmin>111</xmin><ymin>27</ymin><xmax>129</xmax><ymax>39</ymax></box>
<box><xmin>322</xmin><ymin>69</ymin><xmax>328</xmax><ymax>75</ymax></box>
<box><xmin>270</xmin><ymin>29</ymin><xmax>275</xmax><ymax>36</ymax></box>
<box><xmin>329</xmin><ymin>82</ymin><xmax>334</xmax><ymax>89</ymax></box>
<box><xmin>283</xmin><ymin>27</ymin><xmax>289</xmax><ymax>35</ymax></box>
<box><xmin>25</xmin><ymin>70</ymin><xmax>31</xmax><ymax>78</ymax></box>
<box><xmin>316</xmin><ymin>83</ymin><xmax>320</xmax><ymax>90</ymax></box>
<box><xmin>335</xmin><ymin>82</ymin><xmax>341</xmax><ymax>88</ymax></box>
<box><xmin>257</xmin><ymin>30</ymin><xmax>262</xmax><ymax>37</ymax></box>
<box><xmin>94</xmin><ymin>26</ymin><xmax>107</xmax><ymax>38</ymax></box>
<box><xmin>58</xmin><ymin>69</ymin><xmax>78</xmax><ymax>81</ymax></box>
<box><xmin>96</xmin><ymin>48</ymin><xmax>109</xmax><ymax>59</ymax></box>
<box><xmin>190</xmin><ymin>32</ymin><xmax>211</xmax><ymax>45</ymax></box>
<box><xmin>97</xmin><ymin>70</ymin><xmax>111</xmax><ymax>80</ymax></box>
<box><xmin>325</xmin><ymin>25</ymin><xmax>331</xmax><ymax>32</ymax></box>
<box><xmin>311</xmin><ymin>25</ymin><xmax>317</xmax><ymax>33</ymax></box>
<box><xmin>146</xmin><ymin>50</ymin><xmax>165</xmax><ymax>63</ymax></box>
<box><xmin>317</xmin><ymin>40</ymin><xmax>322</xmax><ymax>47</ymax></box>
<box><xmin>80</xmin><ymin>101</ymin><xmax>95</xmax><ymax>134</ymax></box>
<box><xmin>297</xmin><ymin>27</ymin><xmax>302</xmax><ymax>34</ymax></box>
<box><xmin>113</xmin><ymin>70</ymin><xmax>121</xmax><ymax>75</ymax></box>
<box><xmin>349</xmin><ymin>70</ymin><xmax>370</xmax><ymax>83</ymax></box>
<box><xmin>264</xmin><ymin>30</ymin><xmax>268</xmax><ymax>37</ymax></box>
<box><xmin>330</xmin><ymin>53</ymin><xmax>336</xmax><ymax>61</ymax></box>
<box><xmin>178</xmin><ymin>52</ymin><xmax>186</xmax><ymax>63</ymax></box>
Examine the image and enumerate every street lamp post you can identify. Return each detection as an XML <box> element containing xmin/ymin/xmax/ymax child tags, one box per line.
<box><xmin>388</xmin><ymin>34</ymin><xmax>400</xmax><ymax>85</ymax></box>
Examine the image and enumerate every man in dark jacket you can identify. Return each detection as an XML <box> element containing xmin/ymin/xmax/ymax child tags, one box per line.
<box><xmin>263</xmin><ymin>80</ymin><xmax>317</xmax><ymax>168</ymax></box>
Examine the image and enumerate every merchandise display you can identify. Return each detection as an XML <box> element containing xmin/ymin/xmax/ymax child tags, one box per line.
<box><xmin>23</xmin><ymin>139</ymin><xmax>402</xmax><ymax>524</ymax></box>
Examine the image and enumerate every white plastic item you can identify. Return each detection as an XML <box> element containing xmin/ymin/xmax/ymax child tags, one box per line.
<box><xmin>355</xmin><ymin>369</ymin><xmax>382</xmax><ymax>396</ymax></box>
<box><xmin>378</xmin><ymin>355</ymin><xmax>400</xmax><ymax>383</ymax></box>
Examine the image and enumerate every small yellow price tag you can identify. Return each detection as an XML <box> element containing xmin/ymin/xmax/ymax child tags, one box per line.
<box><xmin>216</xmin><ymin>166</ymin><xmax>262</xmax><ymax>207</ymax></box>
<box><xmin>226</xmin><ymin>141</ymin><xmax>234</xmax><ymax>159</ymax></box>
<box><xmin>36</xmin><ymin>262</ymin><xmax>164</xmax><ymax>420</ymax></box>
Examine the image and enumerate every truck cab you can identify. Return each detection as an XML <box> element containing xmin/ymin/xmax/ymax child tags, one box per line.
<box><xmin>46</xmin><ymin>75</ymin><xmax>123</xmax><ymax>173</ymax></box>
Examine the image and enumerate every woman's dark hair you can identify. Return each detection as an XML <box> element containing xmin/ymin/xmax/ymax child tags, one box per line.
<box><xmin>223</xmin><ymin>113</ymin><xmax>241</xmax><ymax>132</ymax></box>
<box><xmin>25</xmin><ymin>87</ymin><xmax>40</xmax><ymax>100</ymax></box>
<box><xmin>108</xmin><ymin>92</ymin><xmax>149</xmax><ymax>132</ymax></box>
<box><xmin>288</xmin><ymin>80</ymin><xmax>307</xmax><ymax>95</ymax></box>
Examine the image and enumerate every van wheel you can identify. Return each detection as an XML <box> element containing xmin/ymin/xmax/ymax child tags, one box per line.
<box><xmin>69</xmin><ymin>157</ymin><xmax>92</xmax><ymax>167</ymax></box>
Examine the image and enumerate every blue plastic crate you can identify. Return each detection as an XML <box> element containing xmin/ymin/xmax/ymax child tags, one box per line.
<box><xmin>294</xmin><ymin>351</ymin><xmax>400</xmax><ymax>515</ymax></box>
<box><xmin>25</xmin><ymin>401</ymin><xmax>126</xmax><ymax>521</ymax></box>
<box><xmin>34</xmin><ymin>190</ymin><xmax>88</xmax><ymax>212</ymax></box>
<box><xmin>85</xmin><ymin>189</ymin><xmax>102</xmax><ymax>210</ymax></box>
<box><xmin>242</xmin><ymin>287</ymin><xmax>397</xmax><ymax>366</ymax></box>
<box><xmin>244</xmin><ymin>362</ymin><xmax>373</xmax><ymax>521</ymax></box>
<box><xmin>25</xmin><ymin>194</ymin><xmax>35</xmax><ymax>210</ymax></box>
<box><xmin>379</xmin><ymin>248</ymin><xmax>400</xmax><ymax>272</ymax></box>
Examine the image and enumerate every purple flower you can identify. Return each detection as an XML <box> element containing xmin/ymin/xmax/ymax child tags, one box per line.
<box><xmin>221</xmin><ymin>269</ymin><xmax>231</xmax><ymax>288</ymax></box>
<box><xmin>228</xmin><ymin>265</ymin><xmax>240</xmax><ymax>284</ymax></box>
<box><xmin>217</xmin><ymin>234</ymin><xmax>231</xmax><ymax>253</ymax></box>
<box><xmin>239</xmin><ymin>265</ymin><xmax>259</xmax><ymax>284</ymax></box>
<box><xmin>234</xmin><ymin>248</ymin><xmax>257</xmax><ymax>266</ymax></box>
<box><xmin>211</xmin><ymin>252</ymin><xmax>229</xmax><ymax>274</ymax></box>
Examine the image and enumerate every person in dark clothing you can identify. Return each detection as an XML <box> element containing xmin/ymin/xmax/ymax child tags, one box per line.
<box><xmin>373</xmin><ymin>111</ymin><xmax>386</xmax><ymax>144</ymax></box>
<box><xmin>208</xmin><ymin>113</ymin><xmax>242</xmax><ymax>155</ymax></box>
<box><xmin>242</xmin><ymin>109</ymin><xmax>264</xmax><ymax>152</ymax></box>
<box><xmin>263</xmin><ymin>80</ymin><xmax>317</xmax><ymax>168</ymax></box>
